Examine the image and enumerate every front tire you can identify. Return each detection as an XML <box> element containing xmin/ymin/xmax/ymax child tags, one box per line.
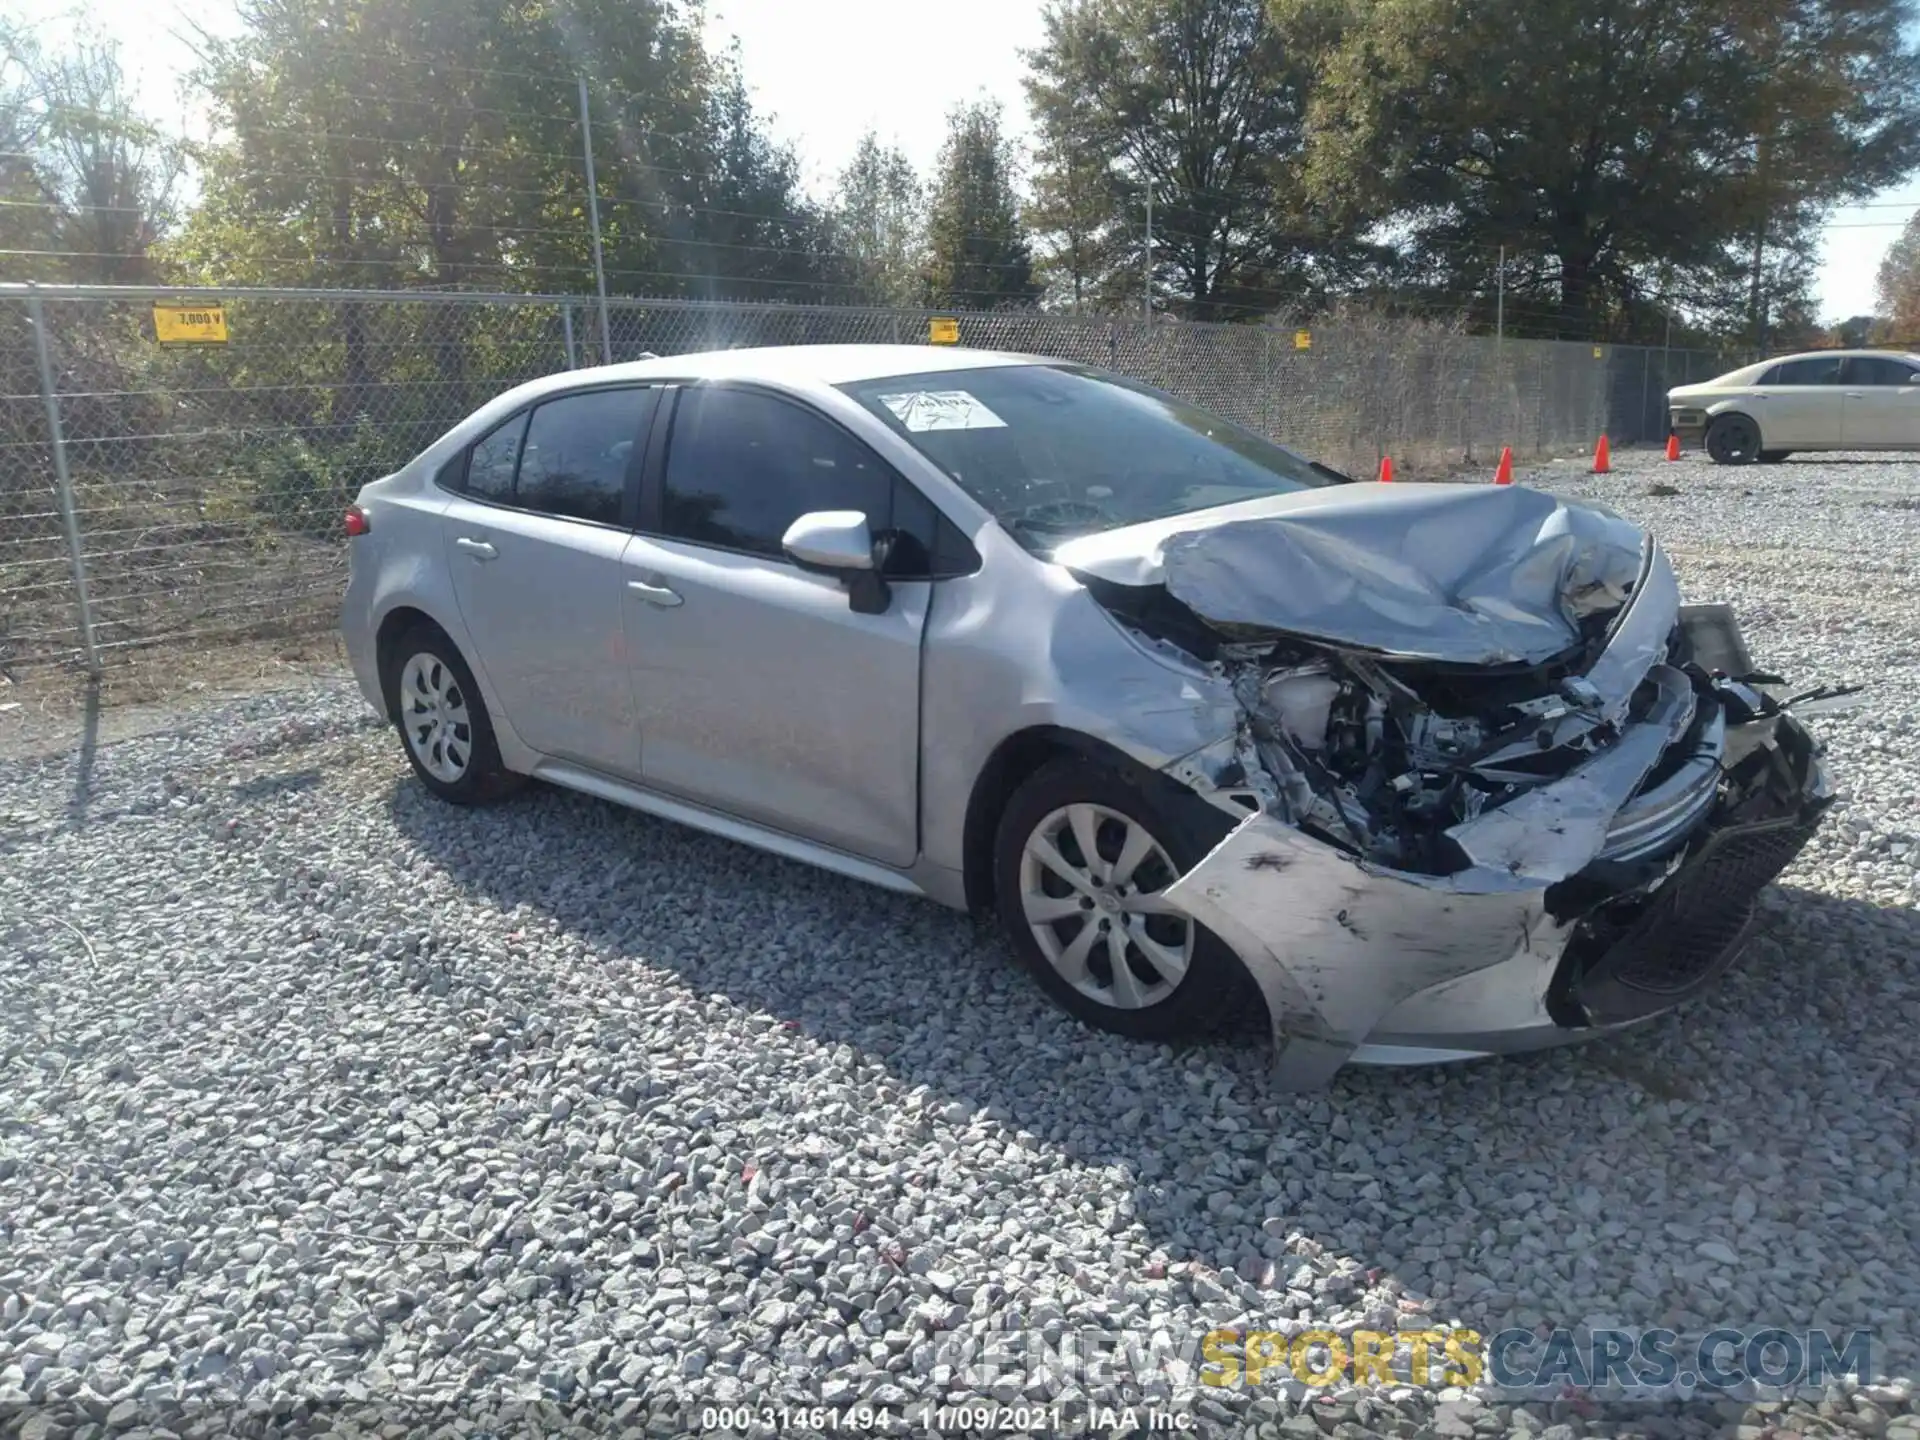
<box><xmin>384</xmin><ymin>624</ymin><xmax>520</xmax><ymax>805</ymax></box>
<box><xmin>1705</xmin><ymin>414</ymin><xmax>1762</xmax><ymax>465</ymax></box>
<box><xmin>1758</xmin><ymin>450</ymin><xmax>1792</xmax><ymax>463</ymax></box>
<box><xmin>992</xmin><ymin>757</ymin><xmax>1246</xmax><ymax>1041</ymax></box>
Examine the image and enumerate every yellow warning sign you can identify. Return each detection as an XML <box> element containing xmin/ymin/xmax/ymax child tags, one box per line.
<box><xmin>929</xmin><ymin>316</ymin><xmax>960</xmax><ymax>345</ymax></box>
<box><xmin>1293</xmin><ymin>329</ymin><xmax>1312</xmax><ymax>351</ymax></box>
<box><xmin>154</xmin><ymin>304</ymin><xmax>229</xmax><ymax>345</ymax></box>
<box><xmin>1592</xmin><ymin>345</ymin><xmax>1605</xmax><ymax>359</ymax></box>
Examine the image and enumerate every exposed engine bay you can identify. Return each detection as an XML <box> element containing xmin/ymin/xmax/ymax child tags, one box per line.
<box><xmin>1055</xmin><ymin>482</ymin><xmax>1840</xmax><ymax>1086</ymax></box>
<box><xmin>1058</xmin><ymin>482</ymin><xmax>1832</xmax><ymax>886</ymax></box>
<box><xmin>1221</xmin><ymin>625</ymin><xmax>1765</xmax><ymax>878</ymax></box>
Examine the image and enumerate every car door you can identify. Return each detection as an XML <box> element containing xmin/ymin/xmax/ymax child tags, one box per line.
<box><xmin>441</xmin><ymin>385</ymin><xmax>658</xmax><ymax>775</ymax></box>
<box><xmin>1749</xmin><ymin>355</ymin><xmax>1845</xmax><ymax>446</ymax></box>
<box><xmin>620</xmin><ymin>383</ymin><xmax>933</xmax><ymax>867</ymax></box>
<box><xmin>1840</xmin><ymin>356</ymin><xmax>1920</xmax><ymax>447</ymax></box>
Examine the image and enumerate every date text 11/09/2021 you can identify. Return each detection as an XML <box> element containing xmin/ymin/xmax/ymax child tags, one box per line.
<box><xmin>698</xmin><ymin>1404</ymin><xmax>1192</xmax><ymax>1433</ymax></box>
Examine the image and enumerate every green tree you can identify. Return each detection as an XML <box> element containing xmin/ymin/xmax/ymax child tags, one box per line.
<box><xmin>657</xmin><ymin>54</ymin><xmax>841</xmax><ymax>303</ymax></box>
<box><xmin>1020</xmin><ymin>7</ymin><xmax>1127</xmax><ymax>312</ymax></box>
<box><xmin>1296</xmin><ymin>0</ymin><xmax>1920</xmax><ymax>340</ymax></box>
<box><xmin>923</xmin><ymin>100</ymin><xmax>1040</xmax><ymax>309</ymax></box>
<box><xmin>0</xmin><ymin>29</ymin><xmax>52</xmax><ymax>275</ymax></box>
<box><xmin>830</xmin><ymin>129</ymin><xmax>925</xmax><ymax>306</ymax></box>
<box><xmin>0</xmin><ymin>23</ymin><xmax>182</xmax><ymax>283</ymax></box>
<box><xmin>171</xmin><ymin>0</ymin><xmax>832</xmax><ymax>302</ymax></box>
<box><xmin>1025</xmin><ymin>0</ymin><xmax>1344</xmax><ymax>319</ymax></box>
<box><xmin>165</xmin><ymin>0</ymin><xmax>839</xmax><ymax>432</ymax></box>
<box><xmin>1878</xmin><ymin>212</ymin><xmax>1920</xmax><ymax>339</ymax></box>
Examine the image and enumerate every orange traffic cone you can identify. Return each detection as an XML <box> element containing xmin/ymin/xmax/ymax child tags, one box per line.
<box><xmin>1378</xmin><ymin>455</ymin><xmax>1394</xmax><ymax>483</ymax></box>
<box><xmin>1494</xmin><ymin>446</ymin><xmax>1514</xmax><ymax>485</ymax></box>
<box><xmin>1664</xmin><ymin>433</ymin><xmax>1681</xmax><ymax>462</ymax></box>
<box><xmin>1592</xmin><ymin>435</ymin><xmax>1611</xmax><ymax>474</ymax></box>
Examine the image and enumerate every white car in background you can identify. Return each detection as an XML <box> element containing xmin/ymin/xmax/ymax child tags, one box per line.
<box><xmin>1668</xmin><ymin>349</ymin><xmax>1920</xmax><ymax>464</ymax></box>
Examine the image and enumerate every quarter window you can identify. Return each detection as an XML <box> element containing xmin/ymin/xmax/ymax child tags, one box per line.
<box><xmin>467</xmin><ymin>413</ymin><xmax>526</xmax><ymax>503</ymax></box>
<box><xmin>516</xmin><ymin>389</ymin><xmax>652</xmax><ymax>525</ymax></box>
<box><xmin>660</xmin><ymin>386</ymin><xmax>896</xmax><ymax>559</ymax></box>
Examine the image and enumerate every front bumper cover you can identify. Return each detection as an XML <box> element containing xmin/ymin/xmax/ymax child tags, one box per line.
<box><xmin>1164</xmin><ymin>707</ymin><xmax>1830</xmax><ymax>1088</ymax></box>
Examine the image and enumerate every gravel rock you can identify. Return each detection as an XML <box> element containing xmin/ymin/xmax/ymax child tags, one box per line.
<box><xmin>1</xmin><ymin>448</ymin><xmax>1916</xmax><ymax>1437</ymax></box>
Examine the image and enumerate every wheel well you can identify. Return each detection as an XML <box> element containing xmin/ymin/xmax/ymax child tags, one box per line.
<box><xmin>1708</xmin><ymin>409</ymin><xmax>1760</xmax><ymax>436</ymax></box>
<box><xmin>373</xmin><ymin>606</ymin><xmax>450</xmax><ymax>720</ymax></box>
<box><xmin>960</xmin><ymin>726</ymin><xmax>1176</xmax><ymax>913</ymax></box>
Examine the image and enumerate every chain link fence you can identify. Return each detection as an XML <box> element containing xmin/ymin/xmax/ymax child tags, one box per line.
<box><xmin>0</xmin><ymin>283</ymin><xmax>1736</xmax><ymax>673</ymax></box>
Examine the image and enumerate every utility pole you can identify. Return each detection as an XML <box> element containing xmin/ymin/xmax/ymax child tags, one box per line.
<box><xmin>578</xmin><ymin>76</ymin><xmax>613</xmax><ymax>365</ymax></box>
<box><xmin>1495</xmin><ymin>245</ymin><xmax>1505</xmax><ymax>349</ymax></box>
<box><xmin>1747</xmin><ymin>134</ymin><xmax>1772</xmax><ymax>359</ymax></box>
<box><xmin>1143</xmin><ymin>182</ymin><xmax>1153</xmax><ymax>325</ymax></box>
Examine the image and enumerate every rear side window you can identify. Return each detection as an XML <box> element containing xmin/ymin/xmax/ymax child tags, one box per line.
<box><xmin>1771</xmin><ymin>356</ymin><xmax>1844</xmax><ymax>385</ymax></box>
<box><xmin>467</xmin><ymin>414</ymin><xmax>526</xmax><ymax>503</ymax></box>
<box><xmin>516</xmin><ymin>389</ymin><xmax>652</xmax><ymax>525</ymax></box>
<box><xmin>1842</xmin><ymin>356</ymin><xmax>1920</xmax><ymax>386</ymax></box>
<box><xmin>659</xmin><ymin>386</ymin><xmax>895</xmax><ymax>559</ymax></box>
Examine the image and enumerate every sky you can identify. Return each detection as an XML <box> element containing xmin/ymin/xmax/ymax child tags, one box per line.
<box><xmin>15</xmin><ymin>0</ymin><xmax>1918</xmax><ymax>324</ymax></box>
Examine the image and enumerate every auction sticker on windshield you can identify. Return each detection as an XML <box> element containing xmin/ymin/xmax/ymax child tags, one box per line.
<box><xmin>877</xmin><ymin>390</ymin><xmax>1007</xmax><ymax>431</ymax></box>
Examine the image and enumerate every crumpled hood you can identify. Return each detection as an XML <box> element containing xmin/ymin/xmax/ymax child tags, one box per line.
<box><xmin>1055</xmin><ymin>482</ymin><xmax>1649</xmax><ymax>664</ymax></box>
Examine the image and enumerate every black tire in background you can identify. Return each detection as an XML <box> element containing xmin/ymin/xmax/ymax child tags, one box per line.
<box><xmin>1705</xmin><ymin>413</ymin><xmax>1762</xmax><ymax>465</ymax></box>
<box><xmin>382</xmin><ymin>622</ymin><xmax>522</xmax><ymax>805</ymax></box>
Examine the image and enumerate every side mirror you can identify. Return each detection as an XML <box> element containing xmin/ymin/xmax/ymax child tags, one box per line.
<box><xmin>783</xmin><ymin>510</ymin><xmax>875</xmax><ymax>572</ymax></box>
<box><xmin>782</xmin><ymin>510</ymin><xmax>891</xmax><ymax>614</ymax></box>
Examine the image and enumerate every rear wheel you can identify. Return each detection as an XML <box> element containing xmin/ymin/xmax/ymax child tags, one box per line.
<box><xmin>992</xmin><ymin>757</ymin><xmax>1246</xmax><ymax>1040</ymax></box>
<box><xmin>1705</xmin><ymin>414</ymin><xmax>1761</xmax><ymax>465</ymax></box>
<box><xmin>384</xmin><ymin>625</ymin><xmax>520</xmax><ymax>805</ymax></box>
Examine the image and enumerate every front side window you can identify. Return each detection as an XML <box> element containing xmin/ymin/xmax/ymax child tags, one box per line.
<box><xmin>659</xmin><ymin>385</ymin><xmax>895</xmax><ymax>558</ymax></box>
<box><xmin>1772</xmin><ymin>356</ymin><xmax>1845</xmax><ymax>386</ymax></box>
<box><xmin>838</xmin><ymin>363</ymin><xmax>1332</xmax><ymax>549</ymax></box>
<box><xmin>516</xmin><ymin>389</ymin><xmax>652</xmax><ymax>525</ymax></box>
<box><xmin>1842</xmin><ymin>356</ymin><xmax>1920</xmax><ymax>386</ymax></box>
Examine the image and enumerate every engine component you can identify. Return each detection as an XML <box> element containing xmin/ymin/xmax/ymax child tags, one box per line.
<box><xmin>1261</xmin><ymin>668</ymin><xmax>1342</xmax><ymax>750</ymax></box>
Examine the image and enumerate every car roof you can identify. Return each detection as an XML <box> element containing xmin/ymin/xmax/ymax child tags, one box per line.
<box><xmin>1762</xmin><ymin>348</ymin><xmax>1920</xmax><ymax>365</ymax></box>
<box><xmin>429</xmin><ymin>344</ymin><xmax>1069</xmax><ymax>465</ymax></box>
<box><xmin>547</xmin><ymin>344</ymin><xmax>1049</xmax><ymax>388</ymax></box>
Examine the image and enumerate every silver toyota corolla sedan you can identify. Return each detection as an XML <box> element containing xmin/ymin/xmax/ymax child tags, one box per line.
<box><xmin>340</xmin><ymin>345</ymin><xmax>1833</xmax><ymax>1086</ymax></box>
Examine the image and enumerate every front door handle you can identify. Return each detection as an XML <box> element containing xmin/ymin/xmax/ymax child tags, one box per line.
<box><xmin>1845</xmin><ymin>392</ymin><xmax>1864</xmax><ymax>399</ymax></box>
<box><xmin>454</xmin><ymin>537</ymin><xmax>498</xmax><ymax>561</ymax></box>
<box><xmin>626</xmin><ymin>579</ymin><xmax>683</xmax><ymax>608</ymax></box>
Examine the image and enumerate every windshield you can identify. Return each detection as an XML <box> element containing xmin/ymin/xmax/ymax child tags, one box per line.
<box><xmin>838</xmin><ymin>363</ymin><xmax>1339</xmax><ymax>549</ymax></box>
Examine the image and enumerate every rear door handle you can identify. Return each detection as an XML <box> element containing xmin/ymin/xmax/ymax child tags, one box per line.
<box><xmin>454</xmin><ymin>537</ymin><xmax>498</xmax><ymax>561</ymax></box>
<box><xmin>1845</xmin><ymin>392</ymin><xmax>1864</xmax><ymax>399</ymax></box>
<box><xmin>626</xmin><ymin>579</ymin><xmax>683</xmax><ymax>608</ymax></box>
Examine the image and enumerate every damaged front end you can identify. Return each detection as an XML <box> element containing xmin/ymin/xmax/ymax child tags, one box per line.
<box><xmin>1060</xmin><ymin>486</ymin><xmax>1833</xmax><ymax>1087</ymax></box>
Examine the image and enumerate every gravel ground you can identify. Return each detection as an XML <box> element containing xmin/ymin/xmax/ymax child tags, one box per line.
<box><xmin>2</xmin><ymin>448</ymin><xmax>1917</xmax><ymax>1439</ymax></box>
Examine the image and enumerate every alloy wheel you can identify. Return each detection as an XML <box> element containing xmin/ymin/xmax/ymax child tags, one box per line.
<box><xmin>399</xmin><ymin>651</ymin><xmax>473</xmax><ymax>783</ymax></box>
<box><xmin>1017</xmin><ymin>802</ymin><xmax>1193</xmax><ymax>1010</ymax></box>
